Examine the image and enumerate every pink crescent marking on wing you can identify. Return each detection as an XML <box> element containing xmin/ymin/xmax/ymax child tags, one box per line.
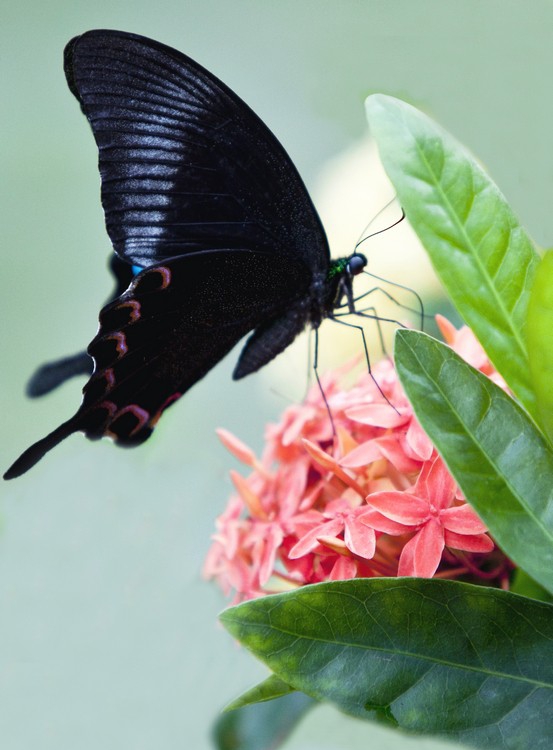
<box><xmin>112</xmin><ymin>404</ymin><xmax>150</xmax><ymax>436</ymax></box>
<box><xmin>92</xmin><ymin>400</ymin><xmax>118</xmax><ymax>439</ymax></box>
<box><xmin>105</xmin><ymin>332</ymin><xmax>128</xmax><ymax>355</ymax></box>
<box><xmin>97</xmin><ymin>400</ymin><xmax>118</xmax><ymax>418</ymax></box>
<box><xmin>156</xmin><ymin>267</ymin><xmax>171</xmax><ymax>289</ymax></box>
<box><xmin>103</xmin><ymin>368</ymin><xmax>115</xmax><ymax>389</ymax></box>
<box><xmin>118</xmin><ymin>300</ymin><xmax>141</xmax><ymax>323</ymax></box>
<box><xmin>149</xmin><ymin>391</ymin><xmax>183</xmax><ymax>427</ymax></box>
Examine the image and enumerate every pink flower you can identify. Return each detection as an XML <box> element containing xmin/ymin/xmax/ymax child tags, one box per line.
<box><xmin>367</xmin><ymin>453</ymin><xmax>493</xmax><ymax>577</ymax></box>
<box><xmin>204</xmin><ymin>318</ymin><xmax>511</xmax><ymax>601</ymax></box>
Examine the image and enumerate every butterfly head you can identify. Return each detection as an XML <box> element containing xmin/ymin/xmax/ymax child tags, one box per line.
<box><xmin>324</xmin><ymin>253</ymin><xmax>368</xmax><ymax>316</ymax></box>
<box><xmin>346</xmin><ymin>252</ymin><xmax>367</xmax><ymax>277</ymax></box>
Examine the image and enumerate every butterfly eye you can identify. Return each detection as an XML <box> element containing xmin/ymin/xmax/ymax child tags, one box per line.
<box><xmin>347</xmin><ymin>253</ymin><xmax>367</xmax><ymax>276</ymax></box>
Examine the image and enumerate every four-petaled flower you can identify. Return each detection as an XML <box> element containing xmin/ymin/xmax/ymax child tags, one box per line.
<box><xmin>367</xmin><ymin>453</ymin><xmax>494</xmax><ymax>577</ymax></box>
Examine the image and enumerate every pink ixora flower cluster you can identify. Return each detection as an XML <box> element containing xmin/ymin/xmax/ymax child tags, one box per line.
<box><xmin>204</xmin><ymin>316</ymin><xmax>511</xmax><ymax>602</ymax></box>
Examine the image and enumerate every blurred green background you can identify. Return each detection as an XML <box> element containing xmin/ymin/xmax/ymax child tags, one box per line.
<box><xmin>2</xmin><ymin>2</ymin><xmax>552</xmax><ymax>748</ymax></box>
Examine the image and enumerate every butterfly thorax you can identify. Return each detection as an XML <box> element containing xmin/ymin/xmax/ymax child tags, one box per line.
<box><xmin>322</xmin><ymin>252</ymin><xmax>367</xmax><ymax>317</ymax></box>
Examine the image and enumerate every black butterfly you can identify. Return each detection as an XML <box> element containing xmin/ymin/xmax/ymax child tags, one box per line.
<box><xmin>4</xmin><ymin>29</ymin><xmax>369</xmax><ymax>480</ymax></box>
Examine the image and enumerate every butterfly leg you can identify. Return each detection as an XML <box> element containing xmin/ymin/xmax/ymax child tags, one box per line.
<box><xmin>312</xmin><ymin>327</ymin><xmax>336</xmax><ymax>438</ymax></box>
<box><xmin>339</xmin><ymin>305</ymin><xmax>387</xmax><ymax>356</ymax></box>
<box><xmin>334</xmin><ymin>278</ymin><xmax>417</xmax><ymax>358</ymax></box>
<box><xmin>333</xmin><ymin>306</ymin><xmax>403</xmax><ymax>362</ymax></box>
<box><xmin>303</xmin><ymin>328</ymin><xmax>314</xmax><ymax>401</ymax></box>
<box><xmin>334</xmin><ymin>274</ymin><xmax>427</xmax><ymax>332</ymax></box>
<box><xmin>362</xmin><ymin>273</ymin><xmax>426</xmax><ymax>330</ymax></box>
<box><xmin>328</xmin><ymin>316</ymin><xmax>399</xmax><ymax>414</ymax></box>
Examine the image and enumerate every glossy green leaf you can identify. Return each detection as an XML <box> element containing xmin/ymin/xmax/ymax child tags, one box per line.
<box><xmin>221</xmin><ymin>578</ymin><xmax>553</xmax><ymax>748</ymax></box>
<box><xmin>223</xmin><ymin>674</ymin><xmax>297</xmax><ymax>712</ymax></box>
<box><xmin>527</xmin><ymin>249</ymin><xmax>553</xmax><ymax>444</ymax></box>
<box><xmin>213</xmin><ymin>685</ymin><xmax>314</xmax><ymax>750</ymax></box>
<box><xmin>365</xmin><ymin>94</ymin><xmax>539</xmax><ymax>416</ymax></box>
<box><xmin>395</xmin><ymin>328</ymin><xmax>553</xmax><ymax>593</ymax></box>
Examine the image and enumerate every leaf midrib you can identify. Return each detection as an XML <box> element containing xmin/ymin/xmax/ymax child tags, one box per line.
<box><xmin>229</xmin><ymin>615</ymin><xmax>553</xmax><ymax>690</ymax></box>
<box><xmin>399</xmin><ymin>109</ymin><xmax>529</xmax><ymax>368</ymax></box>
<box><xmin>406</xmin><ymin>336</ymin><xmax>553</xmax><ymax>551</ymax></box>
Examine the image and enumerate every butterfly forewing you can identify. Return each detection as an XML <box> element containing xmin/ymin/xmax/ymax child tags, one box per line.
<box><xmin>64</xmin><ymin>30</ymin><xmax>330</xmax><ymax>272</ymax></box>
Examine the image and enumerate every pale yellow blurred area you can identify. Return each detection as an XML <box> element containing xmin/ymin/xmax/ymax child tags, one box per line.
<box><xmin>315</xmin><ymin>135</ymin><xmax>439</xmax><ymax>296</ymax></box>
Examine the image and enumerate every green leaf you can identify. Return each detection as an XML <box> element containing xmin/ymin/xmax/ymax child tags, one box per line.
<box><xmin>221</xmin><ymin>578</ymin><xmax>553</xmax><ymax>748</ymax></box>
<box><xmin>510</xmin><ymin>569</ymin><xmax>553</xmax><ymax>603</ymax></box>
<box><xmin>224</xmin><ymin>674</ymin><xmax>297</xmax><ymax>712</ymax></box>
<box><xmin>527</xmin><ymin>249</ymin><xmax>553</xmax><ymax>444</ymax></box>
<box><xmin>213</xmin><ymin>686</ymin><xmax>314</xmax><ymax>750</ymax></box>
<box><xmin>394</xmin><ymin>328</ymin><xmax>553</xmax><ymax>594</ymax></box>
<box><xmin>365</xmin><ymin>94</ymin><xmax>539</xmax><ymax>416</ymax></box>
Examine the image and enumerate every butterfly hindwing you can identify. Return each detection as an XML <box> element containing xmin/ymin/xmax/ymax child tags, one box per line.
<box><xmin>4</xmin><ymin>249</ymin><xmax>312</xmax><ymax>478</ymax></box>
<box><xmin>81</xmin><ymin>248</ymin><xmax>312</xmax><ymax>444</ymax></box>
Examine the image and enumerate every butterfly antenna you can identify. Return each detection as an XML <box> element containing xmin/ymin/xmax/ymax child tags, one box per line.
<box><xmin>354</xmin><ymin>194</ymin><xmax>398</xmax><ymax>241</ymax></box>
<box><xmin>350</xmin><ymin>202</ymin><xmax>426</xmax><ymax>333</ymax></box>
<box><xmin>354</xmin><ymin>207</ymin><xmax>406</xmax><ymax>252</ymax></box>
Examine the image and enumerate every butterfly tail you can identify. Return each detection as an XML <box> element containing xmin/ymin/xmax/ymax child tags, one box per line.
<box><xmin>3</xmin><ymin>419</ymin><xmax>79</xmax><ymax>480</ymax></box>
